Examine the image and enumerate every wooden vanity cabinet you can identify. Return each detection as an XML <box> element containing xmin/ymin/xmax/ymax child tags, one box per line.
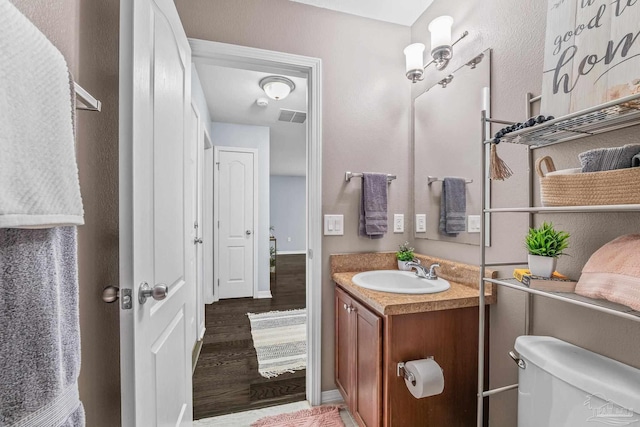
<box><xmin>335</xmin><ymin>286</ymin><xmax>383</xmax><ymax>427</ymax></box>
<box><xmin>335</xmin><ymin>284</ymin><xmax>488</xmax><ymax>427</ymax></box>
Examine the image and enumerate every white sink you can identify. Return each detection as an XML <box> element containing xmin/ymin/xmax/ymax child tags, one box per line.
<box><xmin>352</xmin><ymin>270</ymin><xmax>451</xmax><ymax>294</ymax></box>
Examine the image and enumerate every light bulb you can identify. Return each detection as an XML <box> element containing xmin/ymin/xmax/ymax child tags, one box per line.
<box><xmin>404</xmin><ymin>43</ymin><xmax>425</xmax><ymax>73</ymax></box>
<box><xmin>428</xmin><ymin>16</ymin><xmax>453</xmax><ymax>52</ymax></box>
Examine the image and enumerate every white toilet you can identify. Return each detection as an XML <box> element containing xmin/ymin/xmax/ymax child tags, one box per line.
<box><xmin>515</xmin><ymin>336</ymin><xmax>640</xmax><ymax>427</ymax></box>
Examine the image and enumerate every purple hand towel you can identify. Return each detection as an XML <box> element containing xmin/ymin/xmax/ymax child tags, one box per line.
<box><xmin>579</xmin><ymin>144</ymin><xmax>640</xmax><ymax>172</ymax></box>
<box><xmin>0</xmin><ymin>227</ymin><xmax>85</xmax><ymax>426</ymax></box>
<box><xmin>358</xmin><ymin>173</ymin><xmax>388</xmax><ymax>239</ymax></box>
<box><xmin>438</xmin><ymin>177</ymin><xmax>466</xmax><ymax>236</ymax></box>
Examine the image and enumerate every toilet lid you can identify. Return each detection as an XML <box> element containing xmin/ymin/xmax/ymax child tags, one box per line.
<box><xmin>515</xmin><ymin>336</ymin><xmax>640</xmax><ymax>414</ymax></box>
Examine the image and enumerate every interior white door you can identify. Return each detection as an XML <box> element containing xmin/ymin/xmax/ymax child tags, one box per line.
<box><xmin>203</xmin><ymin>135</ymin><xmax>214</xmax><ymax>305</ymax></box>
<box><xmin>189</xmin><ymin>104</ymin><xmax>204</xmax><ymax>344</ymax></box>
<box><xmin>118</xmin><ymin>0</ymin><xmax>193</xmax><ymax>426</ymax></box>
<box><xmin>194</xmin><ymin>107</ymin><xmax>205</xmax><ymax>340</ymax></box>
<box><xmin>216</xmin><ymin>148</ymin><xmax>256</xmax><ymax>299</ymax></box>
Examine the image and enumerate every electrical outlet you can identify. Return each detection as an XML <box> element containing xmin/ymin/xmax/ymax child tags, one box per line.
<box><xmin>468</xmin><ymin>215</ymin><xmax>481</xmax><ymax>233</ymax></box>
<box><xmin>415</xmin><ymin>214</ymin><xmax>426</xmax><ymax>232</ymax></box>
<box><xmin>324</xmin><ymin>215</ymin><xmax>344</xmax><ymax>236</ymax></box>
<box><xmin>393</xmin><ymin>214</ymin><xmax>404</xmax><ymax>233</ymax></box>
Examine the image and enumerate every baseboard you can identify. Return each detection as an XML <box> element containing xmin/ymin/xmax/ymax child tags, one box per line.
<box><xmin>191</xmin><ymin>339</ymin><xmax>203</xmax><ymax>375</ymax></box>
<box><xmin>321</xmin><ymin>389</ymin><xmax>344</xmax><ymax>404</ymax></box>
<box><xmin>255</xmin><ymin>290</ymin><xmax>273</xmax><ymax>299</ymax></box>
<box><xmin>276</xmin><ymin>250</ymin><xmax>306</xmax><ymax>255</ymax></box>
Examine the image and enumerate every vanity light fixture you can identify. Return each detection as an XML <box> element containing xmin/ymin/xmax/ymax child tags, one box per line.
<box><xmin>404</xmin><ymin>16</ymin><xmax>468</xmax><ymax>83</ymax></box>
<box><xmin>259</xmin><ymin>76</ymin><xmax>295</xmax><ymax>101</ymax></box>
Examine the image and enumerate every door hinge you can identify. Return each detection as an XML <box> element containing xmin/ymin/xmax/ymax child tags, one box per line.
<box><xmin>216</xmin><ymin>162</ymin><xmax>220</xmax><ymax>170</ymax></box>
<box><xmin>217</xmin><ymin>221</ymin><xmax>220</xmax><ymax>229</ymax></box>
<box><xmin>194</xmin><ymin>221</ymin><xmax>198</xmax><ymax>229</ymax></box>
<box><xmin>121</xmin><ymin>288</ymin><xmax>132</xmax><ymax>310</ymax></box>
<box><xmin>308</xmin><ymin>249</ymin><xmax>313</xmax><ymax>259</ymax></box>
<box><xmin>217</xmin><ymin>279</ymin><xmax>220</xmax><ymax>287</ymax></box>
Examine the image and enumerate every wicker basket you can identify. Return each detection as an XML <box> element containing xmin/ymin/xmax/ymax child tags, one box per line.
<box><xmin>535</xmin><ymin>156</ymin><xmax>640</xmax><ymax>206</ymax></box>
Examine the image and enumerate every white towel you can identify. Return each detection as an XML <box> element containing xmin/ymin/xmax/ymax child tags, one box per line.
<box><xmin>0</xmin><ymin>0</ymin><xmax>84</xmax><ymax>228</ymax></box>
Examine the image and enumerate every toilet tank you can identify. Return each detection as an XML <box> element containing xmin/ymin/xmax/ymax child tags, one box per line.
<box><xmin>515</xmin><ymin>336</ymin><xmax>640</xmax><ymax>427</ymax></box>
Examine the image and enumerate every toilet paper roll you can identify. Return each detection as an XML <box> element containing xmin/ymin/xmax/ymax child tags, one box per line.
<box><xmin>404</xmin><ymin>358</ymin><xmax>444</xmax><ymax>399</ymax></box>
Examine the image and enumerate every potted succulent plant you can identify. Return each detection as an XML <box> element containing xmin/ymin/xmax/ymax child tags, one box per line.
<box><xmin>525</xmin><ymin>222</ymin><xmax>569</xmax><ymax>278</ymax></box>
<box><xmin>396</xmin><ymin>241</ymin><xmax>416</xmax><ymax>271</ymax></box>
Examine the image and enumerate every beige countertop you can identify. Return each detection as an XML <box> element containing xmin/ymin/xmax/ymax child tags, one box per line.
<box><xmin>330</xmin><ymin>252</ymin><xmax>497</xmax><ymax>316</ymax></box>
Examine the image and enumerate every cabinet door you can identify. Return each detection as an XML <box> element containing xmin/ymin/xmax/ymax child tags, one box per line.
<box><xmin>335</xmin><ymin>287</ymin><xmax>355</xmax><ymax>406</ymax></box>
<box><xmin>353</xmin><ymin>298</ymin><xmax>382</xmax><ymax>427</ymax></box>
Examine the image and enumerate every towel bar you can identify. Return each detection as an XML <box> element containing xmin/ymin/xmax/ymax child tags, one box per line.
<box><xmin>74</xmin><ymin>82</ymin><xmax>101</xmax><ymax>112</ymax></box>
<box><xmin>345</xmin><ymin>171</ymin><xmax>396</xmax><ymax>183</ymax></box>
<box><xmin>427</xmin><ymin>176</ymin><xmax>473</xmax><ymax>185</ymax></box>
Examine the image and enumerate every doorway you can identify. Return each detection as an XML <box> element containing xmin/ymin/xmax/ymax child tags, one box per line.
<box><xmin>189</xmin><ymin>39</ymin><xmax>322</xmax><ymax>419</ymax></box>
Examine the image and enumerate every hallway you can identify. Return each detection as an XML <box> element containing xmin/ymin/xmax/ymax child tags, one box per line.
<box><xmin>193</xmin><ymin>254</ymin><xmax>307</xmax><ymax>419</ymax></box>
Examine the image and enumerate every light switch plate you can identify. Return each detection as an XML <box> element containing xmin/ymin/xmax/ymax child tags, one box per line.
<box><xmin>393</xmin><ymin>214</ymin><xmax>404</xmax><ymax>233</ymax></box>
<box><xmin>415</xmin><ymin>214</ymin><xmax>426</xmax><ymax>232</ymax></box>
<box><xmin>468</xmin><ymin>215</ymin><xmax>481</xmax><ymax>233</ymax></box>
<box><xmin>324</xmin><ymin>214</ymin><xmax>344</xmax><ymax>236</ymax></box>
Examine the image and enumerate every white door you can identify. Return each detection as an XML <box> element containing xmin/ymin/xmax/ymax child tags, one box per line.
<box><xmin>215</xmin><ymin>147</ymin><xmax>257</xmax><ymax>299</ymax></box>
<box><xmin>118</xmin><ymin>0</ymin><xmax>193</xmax><ymax>426</ymax></box>
<box><xmin>190</xmin><ymin>104</ymin><xmax>205</xmax><ymax>341</ymax></box>
<box><xmin>203</xmin><ymin>135</ymin><xmax>214</xmax><ymax>305</ymax></box>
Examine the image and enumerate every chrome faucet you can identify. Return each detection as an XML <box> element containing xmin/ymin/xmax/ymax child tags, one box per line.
<box><xmin>406</xmin><ymin>261</ymin><xmax>440</xmax><ymax>280</ymax></box>
<box><xmin>427</xmin><ymin>263</ymin><xmax>440</xmax><ymax>280</ymax></box>
<box><xmin>405</xmin><ymin>261</ymin><xmax>429</xmax><ymax>279</ymax></box>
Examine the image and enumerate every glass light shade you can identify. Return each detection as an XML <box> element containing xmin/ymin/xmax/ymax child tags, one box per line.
<box><xmin>428</xmin><ymin>16</ymin><xmax>453</xmax><ymax>51</ymax></box>
<box><xmin>403</xmin><ymin>43</ymin><xmax>425</xmax><ymax>73</ymax></box>
<box><xmin>263</xmin><ymin>81</ymin><xmax>292</xmax><ymax>100</ymax></box>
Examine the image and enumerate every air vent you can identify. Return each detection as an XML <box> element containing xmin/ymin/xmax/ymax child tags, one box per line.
<box><xmin>278</xmin><ymin>109</ymin><xmax>307</xmax><ymax>124</ymax></box>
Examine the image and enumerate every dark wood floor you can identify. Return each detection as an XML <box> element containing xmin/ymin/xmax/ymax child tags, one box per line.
<box><xmin>193</xmin><ymin>254</ymin><xmax>307</xmax><ymax>419</ymax></box>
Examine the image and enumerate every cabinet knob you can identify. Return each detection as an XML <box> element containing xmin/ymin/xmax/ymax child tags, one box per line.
<box><xmin>343</xmin><ymin>303</ymin><xmax>348</xmax><ymax>310</ymax></box>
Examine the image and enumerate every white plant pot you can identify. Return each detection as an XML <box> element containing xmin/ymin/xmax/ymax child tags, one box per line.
<box><xmin>528</xmin><ymin>254</ymin><xmax>557</xmax><ymax>278</ymax></box>
<box><xmin>398</xmin><ymin>260</ymin><xmax>413</xmax><ymax>271</ymax></box>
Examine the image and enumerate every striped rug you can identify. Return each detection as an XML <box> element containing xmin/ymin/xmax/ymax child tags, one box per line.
<box><xmin>247</xmin><ymin>308</ymin><xmax>306</xmax><ymax>378</ymax></box>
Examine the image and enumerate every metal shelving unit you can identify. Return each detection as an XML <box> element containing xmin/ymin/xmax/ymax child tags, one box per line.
<box><xmin>486</xmin><ymin>204</ymin><xmax>640</xmax><ymax>213</ymax></box>
<box><xmin>484</xmin><ymin>92</ymin><xmax>640</xmax><ymax>148</ymax></box>
<box><xmin>485</xmin><ymin>278</ymin><xmax>640</xmax><ymax>322</ymax></box>
<box><xmin>476</xmin><ymin>93</ymin><xmax>640</xmax><ymax>427</ymax></box>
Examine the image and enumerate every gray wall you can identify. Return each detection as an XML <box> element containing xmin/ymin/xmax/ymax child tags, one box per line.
<box><xmin>211</xmin><ymin>122</ymin><xmax>271</xmax><ymax>296</ymax></box>
<box><xmin>176</xmin><ymin>0</ymin><xmax>414</xmax><ymax>391</ymax></box>
<box><xmin>270</xmin><ymin>175</ymin><xmax>306</xmax><ymax>253</ymax></box>
<box><xmin>9</xmin><ymin>1</ymin><xmax>122</xmax><ymax>426</ymax></box>
<box><xmin>410</xmin><ymin>2</ymin><xmax>640</xmax><ymax>426</ymax></box>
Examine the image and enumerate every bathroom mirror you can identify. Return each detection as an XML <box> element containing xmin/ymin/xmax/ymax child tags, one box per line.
<box><xmin>413</xmin><ymin>49</ymin><xmax>491</xmax><ymax>245</ymax></box>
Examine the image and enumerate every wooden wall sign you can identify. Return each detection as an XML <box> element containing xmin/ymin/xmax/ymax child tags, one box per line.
<box><xmin>541</xmin><ymin>0</ymin><xmax>640</xmax><ymax>117</ymax></box>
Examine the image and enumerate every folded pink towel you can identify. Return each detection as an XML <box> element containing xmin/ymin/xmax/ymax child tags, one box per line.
<box><xmin>575</xmin><ymin>234</ymin><xmax>640</xmax><ymax>311</ymax></box>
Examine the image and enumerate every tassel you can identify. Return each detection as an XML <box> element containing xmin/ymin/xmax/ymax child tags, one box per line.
<box><xmin>490</xmin><ymin>143</ymin><xmax>513</xmax><ymax>180</ymax></box>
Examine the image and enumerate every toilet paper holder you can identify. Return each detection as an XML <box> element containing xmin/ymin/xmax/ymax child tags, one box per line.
<box><xmin>397</xmin><ymin>356</ymin><xmax>435</xmax><ymax>386</ymax></box>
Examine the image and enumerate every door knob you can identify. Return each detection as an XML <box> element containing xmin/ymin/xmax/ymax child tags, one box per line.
<box><xmin>102</xmin><ymin>286</ymin><xmax>119</xmax><ymax>303</ymax></box>
<box><xmin>194</xmin><ymin>238</ymin><xmax>203</xmax><ymax>244</ymax></box>
<box><xmin>138</xmin><ymin>282</ymin><xmax>169</xmax><ymax>304</ymax></box>
<box><xmin>246</xmin><ymin>230</ymin><xmax>252</xmax><ymax>235</ymax></box>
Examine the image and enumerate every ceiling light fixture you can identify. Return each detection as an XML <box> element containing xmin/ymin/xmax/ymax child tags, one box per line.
<box><xmin>404</xmin><ymin>16</ymin><xmax>468</xmax><ymax>83</ymax></box>
<box><xmin>259</xmin><ymin>76</ymin><xmax>295</xmax><ymax>101</ymax></box>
